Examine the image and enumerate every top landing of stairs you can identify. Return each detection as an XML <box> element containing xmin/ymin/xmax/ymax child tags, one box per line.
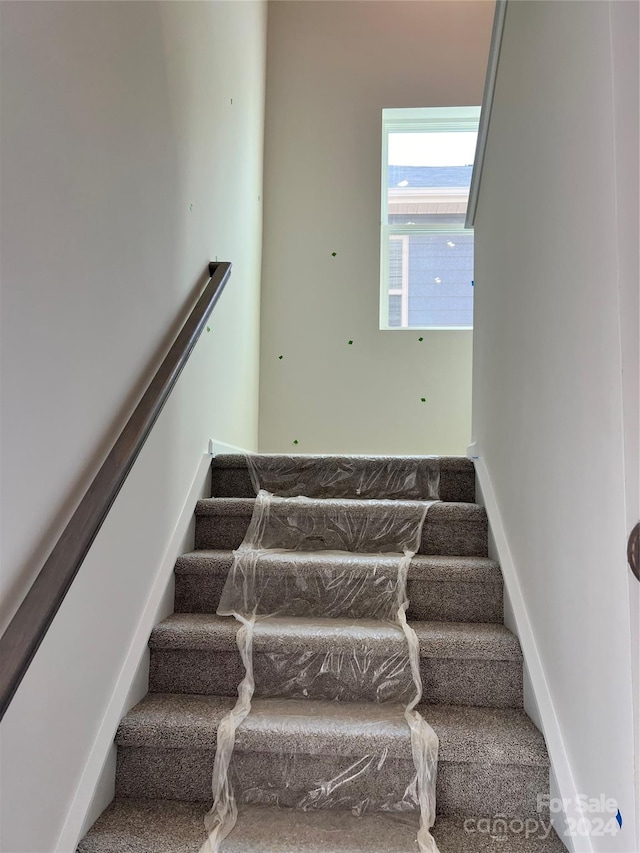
<box><xmin>211</xmin><ymin>454</ymin><xmax>475</xmax><ymax>503</ymax></box>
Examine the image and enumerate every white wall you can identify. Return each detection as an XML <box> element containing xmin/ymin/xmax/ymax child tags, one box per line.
<box><xmin>609</xmin><ymin>2</ymin><xmax>640</xmax><ymax>831</ymax></box>
<box><xmin>258</xmin><ymin>0</ymin><xmax>493</xmax><ymax>455</ymax></box>
<box><xmin>0</xmin><ymin>2</ymin><xmax>266</xmax><ymax>850</ymax></box>
<box><xmin>472</xmin><ymin>2</ymin><xmax>638</xmax><ymax>850</ymax></box>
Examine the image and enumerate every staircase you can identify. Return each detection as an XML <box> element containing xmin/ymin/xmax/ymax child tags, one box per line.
<box><xmin>79</xmin><ymin>454</ymin><xmax>565</xmax><ymax>852</ymax></box>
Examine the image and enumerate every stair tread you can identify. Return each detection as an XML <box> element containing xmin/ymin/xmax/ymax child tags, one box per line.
<box><xmin>195</xmin><ymin>497</ymin><xmax>485</xmax><ymax>522</ymax></box>
<box><xmin>214</xmin><ymin>453</ymin><xmax>473</xmax><ymax>469</ymax></box>
<box><xmin>174</xmin><ymin>550</ymin><xmax>504</xmax><ymax>624</ymax></box>
<box><xmin>116</xmin><ymin>693</ymin><xmax>547</xmax><ymax>766</ymax></box>
<box><xmin>194</xmin><ymin>498</ymin><xmax>488</xmax><ymax>558</ymax></box>
<box><xmin>149</xmin><ymin>614</ymin><xmax>521</xmax><ymax>661</ymax></box>
<box><xmin>78</xmin><ymin>800</ymin><xmax>565</xmax><ymax>852</ymax></box>
<box><xmin>210</xmin><ymin>454</ymin><xmax>475</xmax><ymax>503</ymax></box>
<box><xmin>175</xmin><ymin>550</ymin><xmax>502</xmax><ymax>583</ymax></box>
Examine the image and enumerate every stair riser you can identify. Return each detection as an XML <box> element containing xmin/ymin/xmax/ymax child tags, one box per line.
<box><xmin>175</xmin><ymin>574</ymin><xmax>503</xmax><ymax>623</ymax></box>
<box><xmin>79</xmin><ymin>801</ymin><xmax>568</xmax><ymax>853</ymax></box>
<box><xmin>211</xmin><ymin>463</ymin><xmax>476</xmax><ymax>503</ymax></box>
<box><xmin>115</xmin><ymin>748</ymin><xmax>545</xmax><ymax>818</ymax></box>
<box><xmin>194</xmin><ymin>513</ymin><xmax>488</xmax><ymax>557</ymax></box>
<box><xmin>149</xmin><ymin>650</ymin><xmax>522</xmax><ymax>708</ymax></box>
<box><xmin>438</xmin><ymin>763</ymin><xmax>550</xmax><ymax>820</ymax></box>
<box><xmin>150</xmin><ymin>649</ymin><xmax>415</xmax><ymax>703</ymax></box>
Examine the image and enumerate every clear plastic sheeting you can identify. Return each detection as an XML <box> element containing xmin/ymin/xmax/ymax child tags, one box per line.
<box><xmin>201</xmin><ymin>459</ymin><xmax>440</xmax><ymax>853</ymax></box>
<box><xmin>244</xmin><ymin>620</ymin><xmax>416</xmax><ymax>703</ymax></box>
<box><xmin>246</xmin><ymin>454</ymin><xmax>441</xmax><ymax>501</ymax></box>
<box><xmin>218</xmin><ymin>550</ymin><xmax>404</xmax><ymax>620</ymax></box>
<box><xmin>229</xmin><ymin>491</ymin><xmax>429</xmax><ymax>553</ymax></box>
<box><xmin>218</xmin><ymin>492</ymin><xmax>427</xmax><ymax>614</ymax></box>
<box><xmin>228</xmin><ymin>699</ymin><xmax>425</xmax><ymax>813</ymax></box>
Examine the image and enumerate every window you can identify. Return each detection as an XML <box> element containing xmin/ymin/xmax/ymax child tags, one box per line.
<box><xmin>380</xmin><ymin>106</ymin><xmax>480</xmax><ymax>330</ymax></box>
<box><xmin>388</xmin><ymin>235</ymin><xmax>409</xmax><ymax>326</ymax></box>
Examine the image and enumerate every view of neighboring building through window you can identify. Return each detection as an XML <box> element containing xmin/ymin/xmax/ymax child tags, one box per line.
<box><xmin>380</xmin><ymin>107</ymin><xmax>480</xmax><ymax>330</ymax></box>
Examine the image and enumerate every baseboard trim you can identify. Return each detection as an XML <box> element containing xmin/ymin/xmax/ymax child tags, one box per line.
<box><xmin>55</xmin><ymin>452</ymin><xmax>213</xmax><ymax>852</ymax></box>
<box><xmin>470</xmin><ymin>446</ymin><xmax>588</xmax><ymax>853</ymax></box>
<box><xmin>208</xmin><ymin>438</ymin><xmax>252</xmax><ymax>456</ymax></box>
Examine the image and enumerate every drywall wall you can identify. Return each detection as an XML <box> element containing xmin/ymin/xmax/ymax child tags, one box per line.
<box><xmin>259</xmin><ymin>1</ymin><xmax>493</xmax><ymax>454</ymax></box>
<box><xmin>0</xmin><ymin>2</ymin><xmax>266</xmax><ymax>850</ymax></box>
<box><xmin>472</xmin><ymin>2</ymin><xmax>638</xmax><ymax>850</ymax></box>
<box><xmin>609</xmin><ymin>2</ymin><xmax>640</xmax><ymax>831</ymax></box>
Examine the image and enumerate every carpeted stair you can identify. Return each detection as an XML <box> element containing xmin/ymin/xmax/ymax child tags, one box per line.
<box><xmin>78</xmin><ymin>455</ymin><xmax>566</xmax><ymax>852</ymax></box>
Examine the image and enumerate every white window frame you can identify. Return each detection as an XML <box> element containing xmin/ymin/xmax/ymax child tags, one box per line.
<box><xmin>388</xmin><ymin>234</ymin><xmax>409</xmax><ymax>327</ymax></box>
<box><xmin>379</xmin><ymin>106</ymin><xmax>481</xmax><ymax>331</ymax></box>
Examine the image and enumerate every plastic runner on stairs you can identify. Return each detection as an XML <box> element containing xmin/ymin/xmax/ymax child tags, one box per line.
<box><xmin>200</xmin><ymin>455</ymin><xmax>441</xmax><ymax>853</ymax></box>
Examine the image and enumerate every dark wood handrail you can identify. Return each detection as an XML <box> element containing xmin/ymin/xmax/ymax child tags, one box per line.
<box><xmin>0</xmin><ymin>261</ymin><xmax>232</xmax><ymax>721</ymax></box>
